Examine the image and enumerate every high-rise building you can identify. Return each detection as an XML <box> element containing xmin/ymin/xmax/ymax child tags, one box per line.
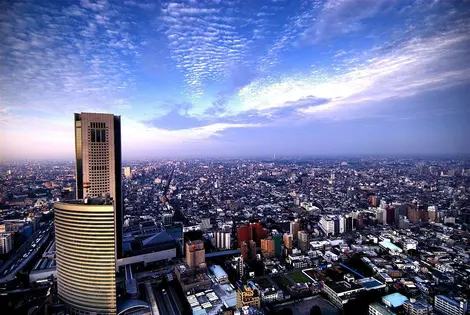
<box><xmin>261</xmin><ymin>238</ymin><xmax>275</xmax><ymax>258</ymax></box>
<box><xmin>319</xmin><ymin>216</ymin><xmax>335</xmax><ymax>236</ymax></box>
<box><xmin>236</xmin><ymin>256</ymin><xmax>244</xmax><ymax>279</ymax></box>
<box><xmin>55</xmin><ymin>199</ymin><xmax>117</xmax><ymax>314</ymax></box>
<box><xmin>272</xmin><ymin>230</ymin><xmax>282</xmax><ymax>256</ymax></box>
<box><xmin>237</xmin><ymin>224</ymin><xmax>253</xmax><ymax>248</ymax></box>
<box><xmin>237</xmin><ymin>222</ymin><xmax>268</xmax><ymax>247</ymax></box>
<box><xmin>298</xmin><ymin>230</ymin><xmax>309</xmax><ymax>253</ymax></box>
<box><xmin>185</xmin><ymin>240</ymin><xmax>205</xmax><ymax>268</ymax></box>
<box><xmin>74</xmin><ymin>112</ymin><xmax>123</xmax><ymax>258</ymax></box>
<box><xmin>290</xmin><ymin>220</ymin><xmax>300</xmax><ymax>240</ymax></box>
<box><xmin>386</xmin><ymin>207</ymin><xmax>395</xmax><ymax>225</ymax></box>
<box><xmin>214</xmin><ymin>230</ymin><xmax>231</xmax><ymax>250</ymax></box>
<box><xmin>408</xmin><ymin>205</ymin><xmax>419</xmax><ymax>223</ymax></box>
<box><xmin>428</xmin><ymin>206</ymin><xmax>437</xmax><ymax>222</ymax></box>
<box><xmin>162</xmin><ymin>212</ymin><xmax>173</xmax><ymax>226</ymax></box>
<box><xmin>283</xmin><ymin>233</ymin><xmax>293</xmax><ymax>251</ymax></box>
<box><xmin>252</xmin><ymin>222</ymin><xmax>268</xmax><ymax>245</ymax></box>
<box><xmin>0</xmin><ymin>233</ymin><xmax>12</xmax><ymax>254</ymax></box>
<box><xmin>200</xmin><ymin>218</ymin><xmax>212</xmax><ymax>231</ymax></box>
<box><xmin>123</xmin><ymin>166</ymin><xmax>131</xmax><ymax>179</ymax></box>
<box><xmin>240</xmin><ymin>241</ymin><xmax>248</xmax><ymax>260</ymax></box>
<box><xmin>249</xmin><ymin>240</ymin><xmax>257</xmax><ymax>260</ymax></box>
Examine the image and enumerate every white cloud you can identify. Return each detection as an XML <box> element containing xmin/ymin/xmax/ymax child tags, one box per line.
<box><xmin>234</xmin><ymin>28</ymin><xmax>470</xmax><ymax>120</ymax></box>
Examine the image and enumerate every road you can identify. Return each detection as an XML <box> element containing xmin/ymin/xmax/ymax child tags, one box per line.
<box><xmin>144</xmin><ymin>281</ymin><xmax>160</xmax><ymax>315</ymax></box>
<box><xmin>0</xmin><ymin>221</ymin><xmax>54</xmax><ymax>283</ymax></box>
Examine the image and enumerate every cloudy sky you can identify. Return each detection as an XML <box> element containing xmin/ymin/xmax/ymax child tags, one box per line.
<box><xmin>1</xmin><ymin>0</ymin><xmax>469</xmax><ymax>161</ymax></box>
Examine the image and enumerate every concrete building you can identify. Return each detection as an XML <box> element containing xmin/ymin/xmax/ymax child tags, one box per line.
<box><xmin>123</xmin><ymin>166</ymin><xmax>131</xmax><ymax>178</ymax></box>
<box><xmin>403</xmin><ymin>300</ymin><xmax>433</xmax><ymax>315</ymax></box>
<box><xmin>55</xmin><ymin>199</ymin><xmax>117</xmax><ymax>315</ymax></box>
<box><xmin>249</xmin><ymin>240</ymin><xmax>257</xmax><ymax>260</ymax></box>
<box><xmin>175</xmin><ymin>264</ymin><xmax>211</xmax><ymax>293</ymax></box>
<box><xmin>323</xmin><ymin>281</ymin><xmax>364</xmax><ymax>309</ymax></box>
<box><xmin>261</xmin><ymin>238</ymin><xmax>275</xmax><ymax>258</ymax></box>
<box><xmin>434</xmin><ymin>295</ymin><xmax>468</xmax><ymax>315</ymax></box>
<box><xmin>0</xmin><ymin>233</ymin><xmax>12</xmax><ymax>254</ymax></box>
<box><xmin>210</xmin><ymin>265</ymin><xmax>229</xmax><ymax>284</ymax></box>
<box><xmin>236</xmin><ymin>281</ymin><xmax>261</xmax><ymax>309</ymax></box>
<box><xmin>369</xmin><ymin>302</ymin><xmax>395</xmax><ymax>315</ymax></box>
<box><xmin>185</xmin><ymin>240</ymin><xmax>205</xmax><ymax>269</ymax></box>
<box><xmin>214</xmin><ymin>230</ymin><xmax>231</xmax><ymax>250</ymax></box>
<box><xmin>236</xmin><ymin>256</ymin><xmax>244</xmax><ymax>278</ymax></box>
<box><xmin>290</xmin><ymin>220</ymin><xmax>300</xmax><ymax>239</ymax></box>
<box><xmin>298</xmin><ymin>230</ymin><xmax>309</xmax><ymax>253</ymax></box>
<box><xmin>74</xmin><ymin>112</ymin><xmax>123</xmax><ymax>259</ymax></box>
<box><xmin>283</xmin><ymin>233</ymin><xmax>293</xmax><ymax>251</ymax></box>
<box><xmin>319</xmin><ymin>216</ymin><xmax>335</xmax><ymax>236</ymax></box>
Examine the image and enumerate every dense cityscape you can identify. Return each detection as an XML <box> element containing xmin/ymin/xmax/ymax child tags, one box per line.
<box><xmin>1</xmin><ymin>143</ymin><xmax>469</xmax><ymax>314</ymax></box>
<box><xmin>2</xmin><ymin>0</ymin><xmax>470</xmax><ymax>314</ymax></box>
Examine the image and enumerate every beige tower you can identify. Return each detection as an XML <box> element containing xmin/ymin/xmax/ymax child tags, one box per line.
<box><xmin>185</xmin><ymin>240</ymin><xmax>205</xmax><ymax>268</ymax></box>
<box><xmin>55</xmin><ymin>199</ymin><xmax>116</xmax><ymax>314</ymax></box>
<box><xmin>74</xmin><ymin>112</ymin><xmax>123</xmax><ymax>258</ymax></box>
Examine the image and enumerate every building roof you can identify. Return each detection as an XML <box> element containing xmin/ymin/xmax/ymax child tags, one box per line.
<box><xmin>382</xmin><ymin>293</ymin><xmax>408</xmax><ymax>308</ymax></box>
<box><xmin>379</xmin><ymin>241</ymin><xmax>403</xmax><ymax>252</ymax></box>
<box><xmin>210</xmin><ymin>265</ymin><xmax>228</xmax><ymax>279</ymax></box>
<box><xmin>370</xmin><ymin>302</ymin><xmax>395</xmax><ymax>315</ymax></box>
<box><xmin>358</xmin><ymin>278</ymin><xmax>385</xmax><ymax>289</ymax></box>
<box><xmin>141</xmin><ymin>230</ymin><xmax>174</xmax><ymax>246</ymax></box>
<box><xmin>325</xmin><ymin>281</ymin><xmax>363</xmax><ymax>294</ymax></box>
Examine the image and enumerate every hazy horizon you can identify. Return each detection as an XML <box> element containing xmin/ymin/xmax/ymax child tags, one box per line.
<box><xmin>1</xmin><ymin>0</ymin><xmax>470</xmax><ymax>161</ymax></box>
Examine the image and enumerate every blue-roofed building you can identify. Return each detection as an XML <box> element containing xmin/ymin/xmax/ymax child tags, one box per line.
<box><xmin>382</xmin><ymin>293</ymin><xmax>408</xmax><ymax>308</ymax></box>
<box><xmin>357</xmin><ymin>278</ymin><xmax>386</xmax><ymax>291</ymax></box>
<box><xmin>379</xmin><ymin>241</ymin><xmax>403</xmax><ymax>255</ymax></box>
<box><xmin>434</xmin><ymin>295</ymin><xmax>468</xmax><ymax>315</ymax></box>
<box><xmin>210</xmin><ymin>265</ymin><xmax>229</xmax><ymax>284</ymax></box>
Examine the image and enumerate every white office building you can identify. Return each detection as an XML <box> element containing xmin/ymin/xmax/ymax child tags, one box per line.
<box><xmin>434</xmin><ymin>295</ymin><xmax>467</xmax><ymax>315</ymax></box>
<box><xmin>0</xmin><ymin>233</ymin><xmax>12</xmax><ymax>254</ymax></box>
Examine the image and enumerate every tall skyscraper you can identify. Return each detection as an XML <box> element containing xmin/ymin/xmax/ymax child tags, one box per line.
<box><xmin>55</xmin><ymin>199</ymin><xmax>117</xmax><ymax>314</ymax></box>
<box><xmin>74</xmin><ymin>112</ymin><xmax>123</xmax><ymax>258</ymax></box>
<box><xmin>290</xmin><ymin>220</ymin><xmax>300</xmax><ymax>240</ymax></box>
<box><xmin>298</xmin><ymin>230</ymin><xmax>309</xmax><ymax>253</ymax></box>
<box><xmin>54</xmin><ymin>112</ymin><xmax>123</xmax><ymax>314</ymax></box>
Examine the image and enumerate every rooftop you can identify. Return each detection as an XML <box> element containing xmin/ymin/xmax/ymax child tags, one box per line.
<box><xmin>370</xmin><ymin>302</ymin><xmax>395</xmax><ymax>315</ymax></box>
<box><xmin>325</xmin><ymin>281</ymin><xmax>363</xmax><ymax>294</ymax></box>
<box><xmin>382</xmin><ymin>293</ymin><xmax>408</xmax><ymax>308</ymax></box>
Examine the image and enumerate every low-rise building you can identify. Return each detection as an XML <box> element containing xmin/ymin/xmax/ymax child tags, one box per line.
<box><xmin>323</xmin><ymin>281</ymin><xmax>364</xmax><ymax>309</ymax></box>
<box><xmin>369</xmin><ymin>302</ymin><xmax>395</xmax><ymax>315</ymax></box>
<box><xmin>403</xmin><ymin>299</ymin><xmax>433</xmax><ymax>315</ymax></box>
<box><xmin>434</xmin><ymin>295</ymin><xmax>468</xmax><ymax>315</ymax></box>
<box><xmin>236</xmin><ymin>281</ymin><xmax>261</xmax><ymax>309</ymax></box>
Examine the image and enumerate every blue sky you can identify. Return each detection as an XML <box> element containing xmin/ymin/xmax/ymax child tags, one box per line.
<box><xmin>1</xmin><ymin>0</ymin><xmax>469</xmax><ymax>160</ymax></box>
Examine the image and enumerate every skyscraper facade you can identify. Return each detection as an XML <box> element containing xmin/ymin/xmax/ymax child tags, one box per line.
<box><xmin>74</xmin><ymin>112</ymin><xmax>123</xmax><ymax>258</ymax></box>
<box><xmin>55</xmin><ymin>199</ymin><xmax>117</xmax><ymax>314</ymax></box>
<box><xmin>185</xmin><ymin>240</ymin><xmax>205</xmax><ymax>268</ymax></box>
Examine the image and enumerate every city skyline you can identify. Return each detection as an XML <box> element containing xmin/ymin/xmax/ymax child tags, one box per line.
<box><xmin>1</xmin><ymin>0</ymin><xmax>470</xmax><ymax>161</ymax></box>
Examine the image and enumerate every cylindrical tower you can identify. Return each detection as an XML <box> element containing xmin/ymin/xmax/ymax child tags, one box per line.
<box><xmin>54</xmin><ymin>200</ymin><xmax>116</xmax><ymax>315</ymax></box>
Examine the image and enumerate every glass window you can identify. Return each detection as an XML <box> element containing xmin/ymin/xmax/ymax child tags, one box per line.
<box><xmin>91</xmin><ymin>129</ymin><xmax>95</xmax><ymax>142</ymax></box>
